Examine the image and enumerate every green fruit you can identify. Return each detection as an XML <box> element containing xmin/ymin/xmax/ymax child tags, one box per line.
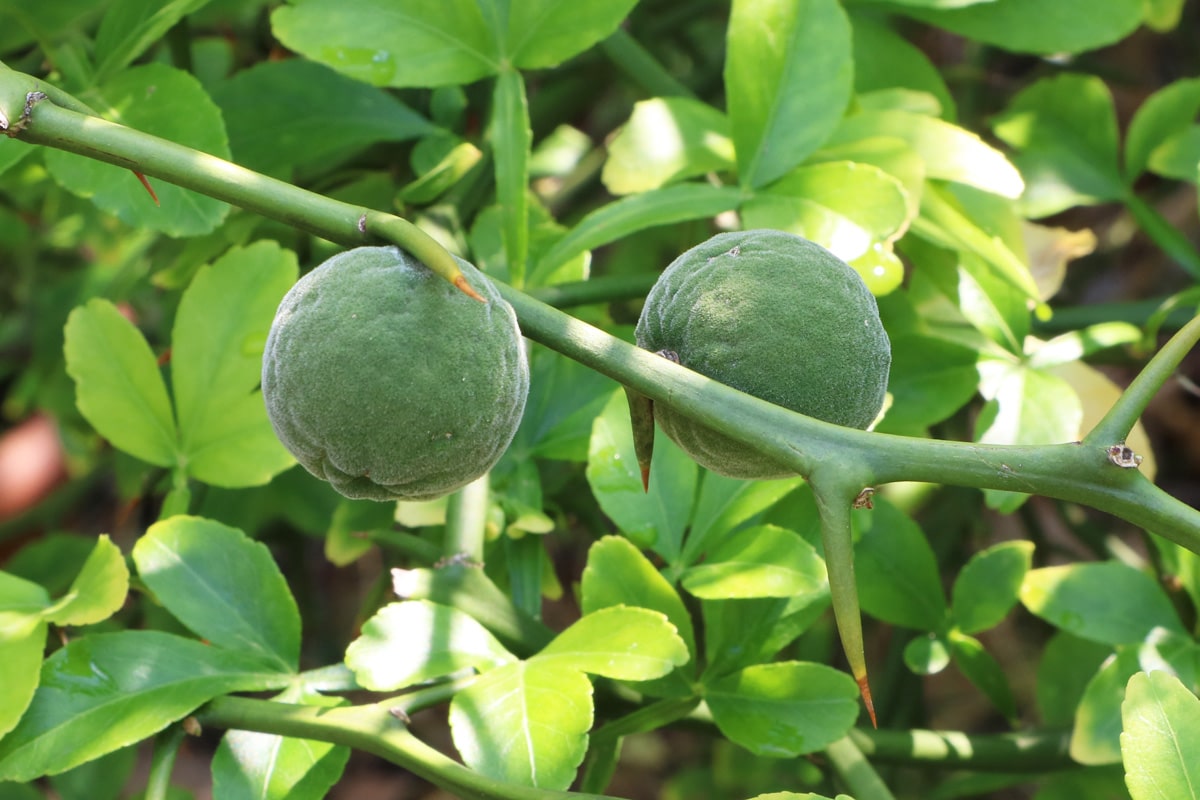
<box><xmin>262</xmin><ymin>245</ymin><xmax>528</xmax><ymax>501</ymax></box>
<box><xmin>635</xmin><ymin>229</ymin><xmax>891</xmax><ymax>479</ymax></box>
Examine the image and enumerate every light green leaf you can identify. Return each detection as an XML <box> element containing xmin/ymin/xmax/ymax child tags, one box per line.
<box><xmin>1144</xmin><ymin>0</ymin><xmax>1187</xmax><ymax>31</ymax></box>
<box><xmin>991</xmin><ymin>73</ymin><xmax>1125</xmax><ymax>217</ymax></box>
<box><xmin>538</xmin><ymin>606</ymin><xmax>688</xmax><ymax>681</ymax></box>
<box><xmin>681</xmin><ymin>525</ymin><xmax>826</xmax><ymax>600</ymax></box>
<box><xmin>725</xmin><ymin>0</ymin><xmax>852</xmax><ymax>188</ymax></box>
<box><xmin>534</xmin><ymin>184</ymin><xmax>745</xmax><ymax>279</ymax></box>
<box><xmin>835</xmin><ymin>110</ymin><xmax>1023</xmax><ymax>198</ymax></box>
<box><xmin>399</xmin><ymin>140</ymin><xmax>483</xmax><ymax>204</ymax></box>
<box><xmin>580</xmin><ymin>536</ymin><xmax>696</xmax><ymax>659</ymax></box>
<box><xmin>1027</xmin><ymin>322</ymin><xmax>1142</xmax><ymax>369</ymax></box>
<box><xmin>449</xmin><ymin>660</ymin><xmax>592</xmax><ymax>790</ymax></box>
<box><xmin>904</xmin><ymin>633</ymin><xmax>951</xmax><ymax>675</ymax></box>
<box><xmin>0</xmin><ymin>631</ymin><xmax>289</xmax><ymax>782</ymax></box>
<box><xmin>854</xmin><ymin>497</ymin><xmax>948</xmax><ymax>631</ymax></box>
<box><xmin>603</xmin><ymin>97</ymin><xmax>735</xmax><ymax>194</ymax></box>
<box><xmin>951</xmin><ymin>540</ymin><xmax>1034</xmax><ymax>634</ymax></box>
<box><xmin>133</xmin><ymin>516</ymin><xmax>301</xmax><ymax>672</ymax></box>
<box><xmin>64</xmin><ymin>298</ymin><xmax>178</xmax><ymax>469</ymax></box>
<box><xmin>492</xmin><ymin>69</ymin><xmax>531</xmax><ymax>286</ymax></box>
<box><xmin>1147</xmin><ymin>127</ymin><xmax>1200</xmax><ymax>184</ymax></box>
<box><xmin>683</xmin><ymin>473</ymin><xmax>804</xmax><ymax>565</ymax></box>
<box><xmin>705</xmin><ymin>661</ymin><xmax>859</xmax><ymax>756</ymax></box>
<box><xmin>44</xmin><ymin>65</ymin><xmax>230</xmax><ymax>236</ymax></box>
<box><xmin>586</xmin><ymin>391</ymin><xmax>697</xmax><ymax>560</ymax></box>
<box><xmin>214</xmin><ymin>59</ymin><xmax>435</xmax><ymax>178</ymax></box>
<box><xmin>172</xmin><ymin>242</ymin><xmax>297</xmax><ymax>487</ymax></box>
<box><xmin>0</xmin><ymin>572</ymin><xmax>49</xmax><ymax>740</ymax></box>
<box><xmin>506</xmin><ymin>0</ymin><xmax>639</xmax><ymax>69</ymax></box>
<box><xmin>270</xmin><ymin>0</ymin><xmax>498</xmax><ymax>87</ymax></box>
<box><xmin>42</xmin><ymin>536</ymin><xmax>129</xmax><ymax>628</ymax></box>
<box><xmin>345</xmin><ymin>601</ymin><xmax>514</xmax><ymax>692</ymax></box>
<box><xmin>1072</xmin><ymin>645</ymin><xmax>1144</xmax><ymax>765</ymax></box>
<box><xmin>741</xmin><ymin>160</ymin><xmax>911</xmax><ymax>262</ymax></box>
<box><xmin>1125</xmin><ymin>78</ymin><xmax>1200</xmax><ymax>181</ymax></box>
<box><xmin>896</xmin><ymin>0</ymin><xmax>1144</xmax><ymax>55</ymax></box>
<box><xmin>1121</xmin><ymin>670</ymin><xmax>1200</xmax><ymax>800</ymax></box>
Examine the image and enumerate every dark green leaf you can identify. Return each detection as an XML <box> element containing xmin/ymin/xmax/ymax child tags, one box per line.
<box><xmin>724</xmin><ymin>0</ymin><xmax>852</xmax><ymax>188</ymax></box>
<box><xmin>948</xmin><ymin>629</ymin><xmax>1017</xmax><ymax>721</ymax></box>
<box><xmin>703</xmin><ymin>593</ymin><xmax>830</xmax><ymax>678</ymax></box>
<box><xmin>1121</xmin><ymin>671</ymin><xmax>1200</xmax><ymax>800</ymax></box>
<box><xmin>511</xmin><ymin>345</ymin><xmax>612</xmax><ymax>462</ymax></box>
<box><xmin>93</xmin><ymin>0</ymin><xmax>211</xmax><ymax>83</ymax></box>
<box><xmin>132</xmin><ymin>517</ymin><xmax>302</xmax><ymax>672</ymax></box>
<box><xmin>704</xmin><ymin>662</ymin><xmax>859</xmax><ymax>756</ymax></box>
<box><xmin>602</xmin><ymin>97</ymin><xmax>735</xmax><ymax>194</ymax></box>
<box><xmin>951</xmin><ymin>540</ymin><xmax>1034</xmax><ymax>634</ymax></box>
<box><xmin>0</xmin><ymin>631</ymin><xmax>289</xmax><ymax>781</ymax></box>
<box><xmin>854</xmin><ymin>497</ymin><xmax>948</xmax><ymax>631</ymax></box>
<box><xmin>683</xmin><ymin>473</ymin><xmax>804</xmax><ymax>565</ymax></box>
<box><xmin>1036</xmin><ymin>632</ymin><xmax>1114</xmax><ymax>727</ymax></box>
<box><xmin>850</xmin><ymin>15</ymin><xmax>956</xmax><ymax>119</ymax></box>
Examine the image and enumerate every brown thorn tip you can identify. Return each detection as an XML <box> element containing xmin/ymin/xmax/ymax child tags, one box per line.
<box><xmin>640</xmin><ymin>465</ymin><xmax>650</xmax><ymax>493</ymax></box>
<box><xmin>856</xmin><ymin>674</ymin><xmax>877</xmax><ymax>729</ymax></box>
<box><xmin>455</xmin><ymin>274</ymin><xmax>487</xmax><ymax>303</ymax></box>
<box><xmin>134</xmin><ymin>171</ymin><xmax>160</xmax><ymax>206</ymax></box>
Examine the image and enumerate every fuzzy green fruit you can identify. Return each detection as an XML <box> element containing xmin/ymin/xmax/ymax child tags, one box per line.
<box><xmin>262</xmin><ymin>245</ymin><xmax>528</xmax><ymax>501</ymax></box>
<box><xmin>636</xmin><ymin>229</ymin><xmax>891</xmax><ymax>479</ymax></box>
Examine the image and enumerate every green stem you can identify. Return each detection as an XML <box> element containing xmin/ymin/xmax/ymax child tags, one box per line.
<box><xmin>824</xmin><ymin>735</ymin><xmax>897</xmax><ymax>800</ymax></box>
<box><xmin>198</xmin><ymin>696</ymin><xmax>624</xmax><ymax>800</ymax></box>
<box><xmin>444</xmin><ymin>474</ymin><xmax>490</xmax><ymax>563</ymax></box>
<box><xmin>599</xmin><ymin>29</ymin><xmax>695</xmax><ymax>98</ymax></box>
<box><xmin>848</xmin><ymin>727</ymin><xmax>1072</xmax><ymax>772</ymax></box>
<box><xmin>592</xmin><ymin>696</ymin><xmax>701</xmax><ymax>742</ymax></box>
<box><xmin>528</xmin><ymin>272</ymin><xmax>656</xmax><ymax>309</ymax></box>
<box><xmin>1123</xmin><ymin>190</ymin><xmax>1200</xmax><ymax>280</ymax></box>
<box><xmin>1087</xmin><ymin>312</ymin><xmax>1200</xmax><ymax>445</ymax></box>
<box><xmin>145</xmin><ymin>724</ymin><xmax>186</xmax><ymax>800</ymax></box>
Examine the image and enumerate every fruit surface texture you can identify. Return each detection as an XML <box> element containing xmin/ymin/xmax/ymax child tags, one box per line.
<box><xmin>636</xmin><ymin>229</ymin><xmax>891</xmax><ymax>478</ymax></box>
<box><xmin>262</xmin><ymin>245</ymin><xmax>528</xmax><ymax>501</ymax></box>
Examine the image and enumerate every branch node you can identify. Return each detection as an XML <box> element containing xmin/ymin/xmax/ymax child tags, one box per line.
<box><xmin>1106</xmin><ymin>443</ymin><xmax>1143</xmax><ymax>469</ymax></box>
<box><xmin>852</xmin><ymin>487</ymin><xmax>875</xmax><ymax>509</ymax></box>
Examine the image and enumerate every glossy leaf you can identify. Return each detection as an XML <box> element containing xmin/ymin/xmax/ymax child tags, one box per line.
<box><xmin>213</xmin><ymin>59</ymin><xmax>434</xmax><ymax>177</ymax></box>
<box><xmin>449</xmin><ymin>660</ymin><xmax>592</xmax><ymax>790</ymax></box>
<box><xmin>603</xmin><ymin>97</ymin><xmax>735</xmax><ymax>194</ymax></box>
<box><xmin>741</xmin><ymin>161</ymin><xmax>911</xmax><ymax>262</ymax></box>
<box><xmin>0</xmin><ymin>572</ymin><xmax>49</xmax><ymax>740</ymax></box>
<box><xmin>0</xmin><ymin>631</ymin><xmax>289</xmax><ymax>781</ymax></box>
<box><xmin>586</xmin><ymin>391</ymin><xmax>697</xmax><ymax>559</ymax></box>
<box><xmin>171</xmin><ymin>242</ymin><xmax>297</xmax><ymax>487</ymax></box>
<box><xmin>1021</xmin><ymin>562</ymin><xmax>1185</xmax><ymax>646</ymax></box>
<box><xmin>904</xmin><ymin>633</ymin><xmax>951</xmax><ymax>675</ymax></box>
<box><xmin>1125</xmin><ymin>77</ymin><xmax>1200</xmax><ymax>181</ymax></box>
<box><xmin>41</xmin><ymin>535</ymin><xmax>128</xmax><ymax>627</ymax></box>
<box><xmin>1121</xmin><ymin>670</ymin><xmax>1200</xmax><ymax>800</ymax></box>
<box><xmin>271</xmin><ymin>0</ymin><xmax>498</xmax><ymax>87</ymax></box>
<box><xmin>725</xmin><ymin>0</ymin><xmax>852</xmax><ymax>189</ymax></box>
<box><xmin>44</xmin><ymin>65</ymin><xmax>230</xmax><ymax>235</ymax></box>
<box><xmin>63</xmin><ymin>299</ymin><xmax>178</xmax><ymax>469</ymax></box>
<box><xmin>951</xmin><ymin>540</ymin><xmax>1034</xmax><ymax>634</ymax></box>
<box><xmin>132</xmin><ymin>517</ymin><xmax>302</xmax><ymax>672</ymax></box>
<box><xmin>534</xmin><ymin>184</ymin><xmax>745</xmax><ymax>279</ymax></box>
<box><xmin>345</xmin><ymin>601</ymin><xmax>514</xmax><ymax>692</ymax></box>
<box><xmin>505</xmin><ymin>0</ymin><xmax>639</xmax><ymax>69</ymax></box>
<box><xmin>704</xmin><ymin>662</ymin><xmax>859</xmax><ymax>756</ymax></box>
<box><xmin>538</xmin><ymin>606</ymin><xmax>688</xmax><ymax>681</ymax></box>
<box><xmin>854</xmin><ymin>497</ymin><xmax>948</xmax><ymax>631</ymax></box>
<box><xmin>492</xmin><ymin>69</ymin><xmax>531</xmax><ymax>285</ymax></box>
<box><xmin>681</xmin><ymin>525</ymin><xmax>826</xmax><ymax>600</ymax></box>
<box><xmin>580</xmin><ymin>536</ymin><xmax>696</xmax><ymax>658</ymax></box>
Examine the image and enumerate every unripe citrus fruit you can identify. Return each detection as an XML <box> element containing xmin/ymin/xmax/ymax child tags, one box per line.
<box><xmin>635</xmin><ymin>229</ymin><xmax>890</xmax><ymax>479</ymax></box>
<box><xmin>262</xmin><ymin>245</ymin><xmax>528</xmax><ymax>501</ymax></box>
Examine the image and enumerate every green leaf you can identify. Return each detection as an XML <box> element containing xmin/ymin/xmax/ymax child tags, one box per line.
<box><xmin>492</xmin><ymin>69</ymin><xmax>531</xmax><ymax>286</ymax></box>
<box><xmin>132</xmin><ymin>516</ymin><xmax>302</xmax><ymax>672</ymax></box>
<box><xmin>741</xmin><ymin>161</ymin><xmax>911</xmax><ymax>262</ymax></box>
<box><xmin>1121</xmin><ymin>671</ymin><xmax>1200</xmax><ymax>800</ymax></box>
<box><xmin>580</xmin><ymin>536</ymin><xmax>696</xmax><ymax>660</ymax></box>
<box><xmin>323</xmin><ymin>498</ymin><xmax>394</xmax><ymax>567</ymax></box>
<box><xmin>681</xmin><ymin>525</ymin><xmax>826</xmax><ymax>600</ymax></box>
<box><xmin>93</xmin><ymin>0</ymin><xmax>210</xmax><ymax>83</ymax></box>
<box><xmin>171</xmin><ymin>242</ymin><xmax>297</xmax><ymax>487</ymax></box>
<box><xmin>537</xmin><ymin>606</ymin><xmax>688</xmax><ymax>681</ymax></box>
<box><xmin>586</xmin><ymin>391</ymin><xmax>697</xmax><ymax>560</ymax></box>
<box><xmin>704</xmin><ymin>662</ymin><xmax>859</xmax><ymax>756</ymax></box>
<box><xmin>1147</xmin><ymin>127</ymin><xmax>1200</xmax><ymax>184</ymax></box>
<box><xmin>0</xmin><ymin>572</ymin><xmax>49</xmax><ymax>740</ymax></box>
<box><xmin>854</xmin><ymin>497</ymin><xmax>948</xmax><ymax>631</ymax></box>
<box><xmin>44</xmin><ymin>65</ymin><xmax>230</xmax><ymax>236</ymax></box>
<box><xmin>683</xmin><ymin>473</ymin><xmax>804</xmax><ymax>565</ymax></box>
<box><xmin>534</xmin><ymin>184</ymin><xmax>745</xmax><ymax>278</ymax></box>
<box><xmin>951</xmin><ymin>540</ymin><xmax>1034</xmax><ymax>634</ymax></box>
<box><xmin>399</xmin><ymin>139</ymin><xmax>483</xmax><ymax>204</ymax></box>
<box><xmin>63</xmin><ymin>298</ymin><xmax>178</xmax><ymax>469</ymax></box>
<box><xmin>896</xmin><ymin>0</ymin><xmax>1144</xmax><ymax>55</ymax></box>
<box><xmin>213</xmin><ymin>59</ymin><xmax>435</xmax><ymax>178</ymax></box>
<box><xmin>991</xmin><ymin>73</ymin><xmax>1125</xmax><ymax>217</ymax></box>
<box><xmin>1073</xmin><ymin>646</ymin><xmax>1143</xmax><ymax>765</ymax></box>
<box><xmin>511</xmin><ymin>345</ymin><xmax>613</xmax><ymax>462</ymax></box>
<box><xmin>1036</xmin><ymin>631</ymin><xmax>1114</xmax><ymax>727</ymax></box>
<box><xmin>1021</xmin><ymin>562</ymin><xmax>1185</xmax><ymax>646</ymax></box>
<box><xmin>948</xmin><ymin>629</ymin><xmax>1017</xmax><ymax>722</ymax></box>
<box><xmin>602</xmin><ymin>97</ymin><xmax>735</xmax><ymax>194</ymax></box>
<box><xmin>725</xmin><ymin>0</ymin><xmax>852</xmax><ymax>189</ymax></box>
<box><xmin>449</xmin><ymin>660</ymin><xmax>592</xmax><ymax>790</ymax></box>
<box><xmin>270</xmin><ymin>0</ymin><xmax>498</xmax><ymax>87</ymax></box>
<box><xmin>345</xmin><ymin>600</ymin><xmax>514</xmax><ymax>692</ymax></box>
<box><xmin>834</xmin><ymin>110</ymin><xmax>1023</xmax><ymax>199</ymax></box>
<box><xmin>48</xmin><ymin>745</ymin><xmax>137</xmax><ymax>800</ymax></box>
<box><xmin>0</xmin><ymin>631</ymin><xmax>289</xmax><ymax>781</ymax></box>
<box><xmin>850</xmin><ymin>15</ymin><xmax>956</xmax><ymax>120</ymax></box>
<box><xmin>42</xmin><ymin>535</ymin><xmax>129</xmax><ymax>628</ymax></box>
<box><xmin>703</xmin><ymin>593</ymin><xmax>830</xmax><ymax>678</ymax></box>
<box><xmin>904</xmin><ymin>633</ymin><xmax>951</xmax><ymax>675</ymax></box>
<box><xmin>1027</xmin><ymin>322</ymin><xmax>1143</xmax><ymax>369</ymax></box>
<box><xmin>506</xmin><ymin>0</ymin><xmax>639</xmax><ymax>69</ymax></box>
<box><xmin>1125</xmin><ymin>78</ymin><xmax>1200</xmax><ymax>181</ymax></box>
<box><xmin>212</xmin><ymin>691</ymin><xmax>349</xmax><ymax>800</ymax></box>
